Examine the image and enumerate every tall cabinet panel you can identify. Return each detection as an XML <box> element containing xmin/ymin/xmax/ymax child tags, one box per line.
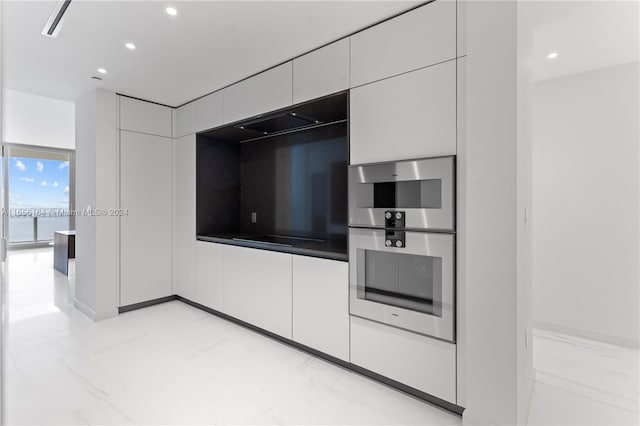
<box><xmin>173</xmin><ymin>134</ymin><xmax>196</xmax><ymax>300</ymax></box>
<box><xmin>120</xmin><ymin>131</ymin><xmax>173</xmax><ymax>306</ymax></box>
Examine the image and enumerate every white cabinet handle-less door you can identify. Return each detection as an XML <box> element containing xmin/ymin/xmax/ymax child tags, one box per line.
<box><xmin>120</xmin><ymin>131</ymin><xmax>173</xmax><ymax>306</ymax></box>
<box><xmin>350</xmin><ymin>60</ymin><xmax>457</xmax><ymax>165</ymax></box>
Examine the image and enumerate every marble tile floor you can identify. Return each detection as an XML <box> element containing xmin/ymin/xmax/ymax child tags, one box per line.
<box><xmin>2</xmin><ymin>248</ymin><xmax>638</xmax><ymax>425</ymax></box>
<box><xmin>2</xmin><ymin>248</ymin><xmax>460</xmax><ymax>425</ymax></box>
<box><xmin>528</xmin><ymin>329</ymin><xmax>639</xmax><ymax>425</ymax></box>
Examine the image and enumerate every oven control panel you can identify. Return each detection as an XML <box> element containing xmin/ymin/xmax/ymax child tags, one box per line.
<box><xmin>384</xmin><ymin>210</ymin><xmax>405</xmax><ymax>229</ymax></box>
<box><xmin>384</xmin><ymin>230</ymin><xmax>405</xmax><ymax>248</ymax></box>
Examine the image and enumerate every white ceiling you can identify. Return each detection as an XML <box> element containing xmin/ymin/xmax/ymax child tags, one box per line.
<box><xmin>531</xmin><ymin>1</ymin><xmax>639</xmax><ymax>81</ymax></box>
<box><xmin>2</xmin><ymin>0</ymin><xmax>420</xmax><ymax>106</ymax></box>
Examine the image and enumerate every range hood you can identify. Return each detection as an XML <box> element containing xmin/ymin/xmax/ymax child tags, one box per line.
<box><xmin>200</xmin><ymin>92</ymin><xmax>348</xmax><ymax>143</ymax></box>
<box><xmin>236</xmin><ymin>112</ymin><xmax>320</xmax><ymax>136</ymax></box>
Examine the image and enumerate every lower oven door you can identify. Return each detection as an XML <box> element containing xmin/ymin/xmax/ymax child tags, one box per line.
<box><xmin>349</xmin><ymin>227</ymin><xmax>455</xmax><ymax>342</ymax></box>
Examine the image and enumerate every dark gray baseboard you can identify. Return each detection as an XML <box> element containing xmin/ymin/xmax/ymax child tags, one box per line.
<box><xmin>118</xmin><ymin>295</ymin><xmax>178</xmax><ymax>313</ymax></box>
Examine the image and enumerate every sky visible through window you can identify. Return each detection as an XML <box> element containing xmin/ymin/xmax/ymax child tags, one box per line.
<box><xmin>7</xmin><ymin>156</ymin><xmax>71</xmax><ymax>243</ymax></box>
<box><xmin>10</xmin><ymin>157</ymin><xmax>70</xmax><ymax>209</ymax></box>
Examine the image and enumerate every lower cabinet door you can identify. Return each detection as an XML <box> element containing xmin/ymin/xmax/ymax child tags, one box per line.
<box><xmin>292</xmin><ymin>256</ymin><xmax>349</xmax><ymax>361</ymax></box>
<box><xmin>223</xmin><ymin>245</ymin><xmax>292</xmax><ymax>339</ymax></box>
<box><xmin>350</xmin><ymin>316</ymin><xmax>457</xmax><ymax>403</ymax></box>
<box><xmin>195</xmin><ymin>241</ymin><xmax>223</xmax><ymax>311</ymax></box>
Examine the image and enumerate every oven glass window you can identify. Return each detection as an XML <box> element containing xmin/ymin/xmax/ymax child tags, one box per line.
<box><xmin>363</xmin><ymin>250</ymin><xmax>442</xmax><ymax>316</ymax></box>
<box><xmin>371</xmin><ymin>179</ymin><xmax>441</xmax><ymax>209</ymax></box>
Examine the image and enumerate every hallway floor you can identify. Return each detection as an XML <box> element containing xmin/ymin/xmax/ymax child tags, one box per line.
<box><xmin>2</xmin><ymin>248</ymin><xmax>638</xmax><ymax>425</ymax></box>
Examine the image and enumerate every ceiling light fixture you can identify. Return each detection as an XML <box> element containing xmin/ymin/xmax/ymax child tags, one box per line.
<box><xmin>166</xmin><ymin>7</ymin><xmax>177</xmax><ymax>16</ymax></box>
<box><xmin>97</xmin><ymin>68</ymin><xmax>107</xmax><ymax>74</ymax></box>
<box><xmin>125</xmin><ymin>42</ymin><xmax>136</xmax><ymax>50</ymax></box>
<box><xmin>41</xmin><ymin>0</ymin><xmax>73</xmax><ymax>38</ymax></box>
<box><xmin>547</xmin><ymin>52</ymin><xmax>558</xmax><ymax>59</ymax></box>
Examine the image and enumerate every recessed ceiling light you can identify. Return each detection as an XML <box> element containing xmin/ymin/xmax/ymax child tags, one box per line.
<box><xmin>125</xmin><ymin>42</ymin><xmax>136</xmax><ymax>50</ymax></box>
<box><xmin>166</xmin><ymin>7</ymin><xmax>177</xmax><ymax>16</ymax></box>
<box><xmin>97</xmin><ymin>68</ymin><xmax>107</xmax><ymax>74</ymax></box>
<box><xmin>547</xmin><ymin>52</ymin><xmax>558</xmax><ymax>59</ymax></box>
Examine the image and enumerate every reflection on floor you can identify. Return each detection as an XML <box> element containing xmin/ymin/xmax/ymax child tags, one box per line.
<box><xmin>2</xmin><ymin>248</ymin><xmax>459</xmax><ymax>425</ymax></box>
<box><xmin>3</xmin><ymin>248</ymin><xmax>638</xmax><ymax>425</ymax></box>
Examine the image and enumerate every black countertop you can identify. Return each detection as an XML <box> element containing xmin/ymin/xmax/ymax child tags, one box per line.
<box><xmin>196</xmin><ymin>234</ymin><xmax>348</xmax><ymax>261</ymax></box>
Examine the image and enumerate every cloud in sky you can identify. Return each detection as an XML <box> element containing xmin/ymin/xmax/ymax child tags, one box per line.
<box><xmin>59</xmin><ymin>161</ymin><xmax>69</xmax><ymax>170</ymax></box>
<box><xmin>36</xmin><ymin>161</ymin><xmax>44</xmax><ymax>172</ymax></box>
<box><xmin>19</xmin><ymin>177</ymin><xmax>34</xmax><ymax>183</ymax></box>
<box><xmin>16</xmin><ymin>160</ymin><xmax>26</xmax><ymax>171</ymax></box>
<box><xmin>64</xmin><ymin>186</ymin><xmax>69</xmax><ymax>193</ymax></box>
<box><xmin>41</xmin><ymin>181</ymin><xmax>48</xmax><ymax>187</ymax></box>
<box><xmin>52</xmin><ymin>181</ymin><xmax>59</xmax><ymax>188</ymax></box>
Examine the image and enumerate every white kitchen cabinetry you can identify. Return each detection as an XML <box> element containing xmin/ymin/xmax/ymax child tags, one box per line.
<box><xmin>292</xmin><ymin>256</ymin><xmax>349</xmax><ymax>361</ymax></box>
<box><xmin>120</xmin><ymin>130</ymin><xmax>173</xmax><ymax>306</ymax></box>
<box><xmin>119</xmin><ymin>96</ymin><xmax>172</xmax><ymax>137</ymax></box>
<box><xmin>223</xmin><ymin>245</ymin><xmax>292</xmax><ymax>338</ymax></box>
<box><xmin>293</xmin><ymin>39</ymin><xmax>349</xmax><ymax>104</ymax></box>
<box><xmin>195</xmin><ymin>241</ymin><xmax>224</xmax><ymax>311</ymax></box>
<box><xmin>350</xmin><ymin>60</ymin><xmax>456</xmax><ymax>165</ymax></box>
<box><xmin>223</xmin><ymin>62</ymin><xmax>293</xmax><ymax>124</ymax></box>
<box><xmin>350</xmin><ymin>0</ymin><xmax>456</xmax><ymax>87</ymax></box>
<box><xmin>174</xmin><ymin>102</ymin><xmax>196</xmax><ymax>138</ymax></box>
<box><xmin>173</xmin><ymin>134</ymin><xmax>196</xmax><ymax>300</ymax></box>
<box><xmin>195</xmin><ymin>91</ymin><xmax>224</xmax><ymax>133</ymax></box>
<box><xmin>350</xmin><ymin>316</ymin><xmax>457</xmax><ymax>403</ymax></box>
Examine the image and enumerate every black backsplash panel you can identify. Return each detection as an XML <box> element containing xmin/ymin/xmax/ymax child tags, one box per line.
<box><xmin>239</xmin><ymin>122</ymin><xmax>348</xmax><ymax>241</ymax></box>
<box><xmin>196</xmin><ymin>135</ymin><xmax>241</xmax><ymax>236</ymax></box>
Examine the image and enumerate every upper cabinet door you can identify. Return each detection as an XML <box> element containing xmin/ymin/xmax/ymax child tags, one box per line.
<box><xmin>350</xmin><ymin>0</ymin><xmax>456</xmax><ymax>87</ymax></box>
<box><xmin>293</xmin><ymin>39</ymin><xmax>349</xmax><ymax>104</ymax></box>
<box><xmin>174</xmin><ymin>102</ymin><xmax>196</xmax><ymax>138</ymax></box>
<box><xmin>350</xmin><ymin>60</ymin><xmax>456</xmax><ymax>165</ymax></box>
<box><xmin>223</xmin><ymin>62</ymin><xmax>293</xmax><ymax>124</ymax></box>
<box><xmin>119</xmin><ymin>96</ymin><xmax>172</xmax><ymax>137</ymax></box>
<box><xmin>195</xmin><ymin>91</ymin><xmax>224</xmax><ymax>133</ymax></box>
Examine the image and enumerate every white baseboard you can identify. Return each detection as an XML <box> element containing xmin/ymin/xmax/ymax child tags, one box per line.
<box><xmin>534</xmin><ymin>320</ymin><xmax>639</xmax><ymax>350</ymax></box>
<box><xmin>462</xmin><ymin>410</ymin><xmax>493</xmax><ymax>426</ymax></box>
<box><xmin>94</xmin><ymin>308</ymin><xmax>118</xmax><ymax>321</ymax></box>
<box><xmin>73</xmin><ymin>299</ymin><xmax>118</xmax><ymax>321</ymax></box>
<box><xmin>73</xmin><ymin>298</ymin><xmax>96</xmax><ymax>320</ymax></box>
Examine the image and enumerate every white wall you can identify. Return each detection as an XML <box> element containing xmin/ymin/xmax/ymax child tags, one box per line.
<box><xmin>75</xmin><ymin>90</ymin><xmax>97</xmax><ymax>316</ymax></box>
<box><xmin>462</xmin><ymin>1</ymin><xmax>533</xmax><ymax>425</ymax></box>
<box><xmin>2</xmin><ymin>89</ymin><xmax>74</xmax><ymax>149</ymax></box>
<box><xmin>533</xmin><ymin>62</ymin><xmax>640</xmax><ymax>348</ymax></box>
<box><xmin>74</xmin><ymin>88</ymin><xmax>118</xmax><ymax>320</ymax></box>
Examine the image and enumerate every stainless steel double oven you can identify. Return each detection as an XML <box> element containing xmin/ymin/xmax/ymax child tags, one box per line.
<box><xmin>349</xmin><ymin>157</ymin><xmax>456</xmax><ymax>342</ymax></box>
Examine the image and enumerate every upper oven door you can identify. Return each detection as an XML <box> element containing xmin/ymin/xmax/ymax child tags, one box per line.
<box><xmin>349</xmin><ymin>156</ymin><xmax>455</xmax><ymax>231</ymax></box>
<box><xmin>349</xmin><ymin>228</ymin><xmax>455</xmax><ymax>342</ymax></box>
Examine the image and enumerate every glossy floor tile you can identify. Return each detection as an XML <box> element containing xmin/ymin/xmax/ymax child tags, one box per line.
<box><xmin>2</xmin><ymin>248</ymin><xmax>460</xmax><ymax>425</ymax></box>
<box><xmin>528</xmin><ymin>329</ymin><xmax>639</xmax><ymax>425</ymax></box>
<box><xmin>4</xmin><ymin>248</ymin><xmax>638</xmax><ymax>425</ymax></box>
